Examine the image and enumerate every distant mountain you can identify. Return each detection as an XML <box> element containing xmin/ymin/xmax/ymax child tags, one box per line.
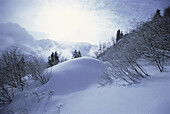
<box><xmin>0</xmin><ymin>23</ymin><xmax>97</xmax><ymax>59</ymax></box>
<box><xmin>0</xmin><ymin>22</ymin><xmax>38</xmax><ymax>54</ymax></box>
<box><xmin>36</xmin><ymin>39</ymin><xmax>97</xmax><ymax>59</ymax></box>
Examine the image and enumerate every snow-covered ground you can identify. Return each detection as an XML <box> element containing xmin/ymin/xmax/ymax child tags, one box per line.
<box><xmin>0</xmin><ymin>57</ymin><xmax>170</xmax><ymax>114</ymax></box>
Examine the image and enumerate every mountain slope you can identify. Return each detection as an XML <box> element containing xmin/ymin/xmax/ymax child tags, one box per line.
<box><xmin>0</xmin><ymin>23</ymin><xmax>97</xmax><ymax>59</ymax></box>
<box><xmin>0</xmin><ymin>22</ymin><xmax>37</xmax><ymax>53</ymax></box>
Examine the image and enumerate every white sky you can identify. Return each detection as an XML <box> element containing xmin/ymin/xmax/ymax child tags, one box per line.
<box><xmin>32</xmin><ymin>1</ymin><xmax>113</xmax><ymax>44</ymax></box>
<box><xmin>0</xmin><ymin>0</ymin><xmax>169</xmax><ymax>44</ymax></box>
<box><xmin>21</xmin><ymin>0</ymin><xmax>116</xmax><ymax>44</ymax></box>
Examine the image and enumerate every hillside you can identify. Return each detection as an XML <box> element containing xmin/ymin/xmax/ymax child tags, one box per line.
<box><xmin>0</xmin><ymin>57</ymin><xmax>169</xmax><ymax>114</ymax></box>
<box><xmin>0</xmin><ymin>3</ymin><xmax>169</xmax><ymax>114</ymax></box>
<box><xmin>0</xmin><ymin>57</ymin><xmax>105</xmax><ymax>113</ymax></box>
<box><xmin>60</xmin><ymin>64</ymin><xmax>170</xmax><ymax>114</ymax></box>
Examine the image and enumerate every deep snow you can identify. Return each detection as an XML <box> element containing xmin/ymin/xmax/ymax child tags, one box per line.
<box><xmin>38</xmin><ymin>57</ymin><xmax>105</xmax><ymax>95</ymax></box>
<box><xmin>60</xmin><ymin>71</ymin><xmax>170</xmax><ymax>114</ymax></box>
<box><xmin>0</xmin><ymin>57</ymin><xmax>170</xmax><ymax>114</ymax></box>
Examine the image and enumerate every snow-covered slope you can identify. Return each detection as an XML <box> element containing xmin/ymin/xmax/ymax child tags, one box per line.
<box><xmin>42</xmin><ymin>62</ymin><xmax>170</xmax><ymax>114</ymax></box>
<box><xmin>38</xmin><ymin>57</ymin><xmax>105</xmax><ymax>95</ymax></box>
<box><xmin>60</xmin><ymin>69</ymin><xmax>170</xmax><ymax>114</ymax></box>
<box><xmin>0</xmin><ymin>57</ymin><xmax>106</xmax><ymax>113</ymax></box>
<box><xmin>0</xmin><ymin>58</ymin><xmax>170</xmax><ymax>114</ymax></box>
<box><xmin>1</xmin><ymin>58</ymin><xmax>170</xmax><ymax>114</ymax></box>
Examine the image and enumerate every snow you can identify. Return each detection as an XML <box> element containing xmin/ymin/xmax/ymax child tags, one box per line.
<box><xmin>60</xmin><ymin>76</ymin><xmax>170</xmax><ymax>114</ymax></box>
<box><xmin>0</xmin><ymin>58</ymin><xmax>170</xmax><ymax>114</ymax></box>
<box><xmin>38</xmin><ymin>57</ymin><xmax>105</xmax><ymax>95</ymax></box>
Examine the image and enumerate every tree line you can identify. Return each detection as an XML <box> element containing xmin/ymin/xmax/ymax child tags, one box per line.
<box><xmin>48</xmin><ymin>50</ymin><xmax>82</xmax><ymax>67</ymax></box>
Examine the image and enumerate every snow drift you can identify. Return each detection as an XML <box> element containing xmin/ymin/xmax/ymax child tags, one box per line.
<box><xmin>38</xmin><ymin>57</ymin><xmax>105</xmax><ymax>95</ymax></box>
<box><xmin>0</xmin><ymin>57</ymin><xmax>170</xmax><ymax>114</ymax></box>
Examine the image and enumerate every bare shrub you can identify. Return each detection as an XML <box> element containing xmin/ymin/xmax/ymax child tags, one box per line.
<box><xmin>0</xmin><ymin>85</ymin><xmax>14</xmax><ymax>104</ymax></box>
<box><xmin>0</xmin><ymin>47</ymin><xmax>51</xmax><ymax>103</ymax></box>
<box><xmin>99</xmin><ymin>9</ymin><xmax>170</xmax><ymax>86</ymax></box>
<box><xmin>27</xmin><ymin>56</ymin><xmax>52</xmax><ymax>84</ymax></box>
<box><xmin>0</xmin><ymin>47</ymin><xmax>27</xmax><ymax>91</ymax></box>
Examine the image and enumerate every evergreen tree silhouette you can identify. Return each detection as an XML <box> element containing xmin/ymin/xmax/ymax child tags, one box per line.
<box><xmin>164</xmin><ymin>6</ymin><xmax>170</xmax><ymax>17</ymax></box>
<box><xmin>116</xmin><ymin>29</ymin><xmax>123</xmax><ymax>43</ymax></box>
<box><xmin>54</xmin><ymin>51</ymin><xmax>59</xmax><ymax>64</ymax></box>
<box><xmin>153</xmin><ymin>9</ymin><xmax>161</xmax><ymax>20</ymax></box>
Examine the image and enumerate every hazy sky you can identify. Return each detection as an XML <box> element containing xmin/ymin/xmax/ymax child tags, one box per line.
<box><xmin>0</xmin><ymin>0</ymin><xmax>169</xmax><ymax>44</ymax></box>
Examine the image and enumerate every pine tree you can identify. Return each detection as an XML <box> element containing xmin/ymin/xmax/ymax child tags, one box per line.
<box><xmin>153</xmin><ymin>9</ymin><xmax>161</xmax><ymax>20</ymax></box>
<box><xmin>54</xmin><ymin>51</ymin><xmax>59</xmax><ymax>64</ymax></box>
<box><xmin>116</xmin><ymin>29</ymin><xmax>123</xmax><ymax>43</ymax></box>
<box><xmin>120</xmin><ymin>31</ymin><xmax>123</xmax><ymax>38</ymax></box>
<box><xmin>164</xmin><ymin>6</ymin><xmax>170</xmax><ymax>17</ymax></box>
<box><xmin>78</xmin><ymin>51</ymin><xmax>82</xmax><ymax>57</ymax></box>
<box><xmin>48</xmin><ymin>56</ymin><xmax>52</xmax><ymax>67</ymax></box>
<box><xmin>48</xmin><ymin>51</ymin><xmax>59</xmax><ymax>67</ymax></box>
<box><xmin>72</xmin><ymin>50</ymin><xmax>82</xmax><ymax>58</ymax></box>
<box><xmin>51</xmin><ymin>52</ymin><xmax>54</xmax><ymax>64</ymax></box>
<box><xmin>72</xmin><ymin>50</ymin><xmax>77</xmax><ymax>58</ymax></box>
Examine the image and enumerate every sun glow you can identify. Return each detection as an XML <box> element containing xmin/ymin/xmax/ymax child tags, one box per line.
<box><xmin>32</xmin><ymin>1</ymin><xmax>107</xmax><ymax>44</ymax></box>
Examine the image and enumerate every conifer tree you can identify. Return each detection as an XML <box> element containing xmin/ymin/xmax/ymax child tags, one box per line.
<box><xmin>72</xmin><ymin>50</ymin><xmax>82</xmax><ymax>59</ymax></box>
<box><xmin>48</xmin><ymin>51</ymin><xmax>59</xmax><ymax>67</ymax></box>
<box><xmin>54</xmin><ymin>51</ymin><xmax>59</xmax><ymax>64</ymax></box>
<box><xmin>72</xmin><ymin>50</ymin><xmax>77</xmax><ymax>58</ymax></box>
<box><xmin>78</xmin><ymin>51</ymin><xmax>82</xmax><ymax>57</ymax></box>
<box><xmin>48</xmin><ymin>56</ymin><xmax>52</xmax><ymax>67</ymax></box>
<box><xmin>116</xmin><ymin>29</ymin><xmax>123</xmax><ymax>43</ymax></box>
<box><xmin>51</xmin><ymin>52</ymin><xmax>54</xmax><ymax>64</ymax></box>
<box><xmin>164</xmin><ymin>6</ymin><xmax>170</xmax><ymax>17</ymax></box>
<box><xmin>120</xmin><ymin>31</ymin><xmax>123</xmax><ymax>38</ymax></box>
<box><xmin>153</xmin><ymin>9</ymin><xmax>161</xmax><ymax>20</ymax></box>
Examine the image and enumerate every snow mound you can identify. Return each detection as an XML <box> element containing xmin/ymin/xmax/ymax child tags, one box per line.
<box><xmin>38</xmin><ymin>57</ymin><xmax>105</xmax><ymax>95</ymax></box>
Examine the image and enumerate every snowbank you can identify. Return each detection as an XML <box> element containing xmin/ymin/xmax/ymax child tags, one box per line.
<box><xmin>38</xmin><ymin>57</ymin><xmax>105</xmax><ymax>95</ymax></box>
